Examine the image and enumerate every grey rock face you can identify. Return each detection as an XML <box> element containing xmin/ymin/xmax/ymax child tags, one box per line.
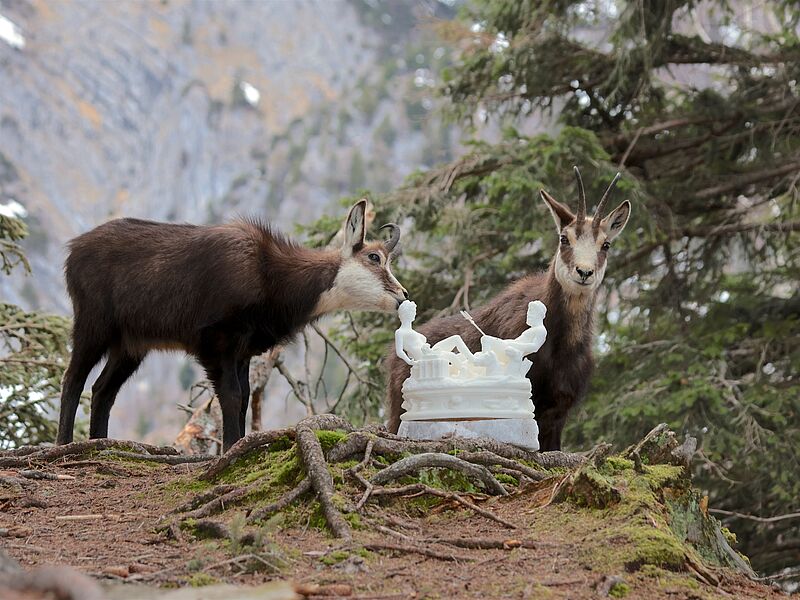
<box><xmin>0</xmin><ymin>0</ymin><xmax>459</xmax><ymax>441</ymax></box>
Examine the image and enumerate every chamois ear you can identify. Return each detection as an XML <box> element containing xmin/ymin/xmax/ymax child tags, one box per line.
<box><xmin>599</xmin><ymin>200</ymin><xmax>631</xmax><ymax>241</ymax></box>
<box><xmin>540</xmin><ymin>189</ymin><xmax>575</xmax><ymax>231</ymax></box>
<box><xmin>342</xmin><ymin>199</ymin><xmax>367</xmax><ymax>256</ymax></box>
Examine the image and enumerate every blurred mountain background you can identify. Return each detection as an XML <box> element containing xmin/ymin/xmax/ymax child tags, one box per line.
<box><xmin>0</xmin><ymin>0</ymin><xmax>471</xmax><ymax>442</ymax></box>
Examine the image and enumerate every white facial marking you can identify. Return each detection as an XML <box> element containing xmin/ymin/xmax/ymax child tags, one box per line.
<box><xmin>313</xmin><ymin>259</ymin><xmax>397</xmax><ymax>316</ymax></box>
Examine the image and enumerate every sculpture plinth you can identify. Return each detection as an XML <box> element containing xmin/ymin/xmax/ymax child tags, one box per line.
<box><xmin>394</xmin><ymin>300</ymin><xmax>547</xmax><ymax>451</ymax></box>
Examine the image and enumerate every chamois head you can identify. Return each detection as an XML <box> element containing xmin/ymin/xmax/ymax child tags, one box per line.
<box><xmin>540</xmin><ymin>167</ymin><xmax>631</xmax><ymax>295</ymax></box>
<box><xmin>319</xmin><ymin>199</ymin><xmax>408</xmax><ymax>314</ymax></box>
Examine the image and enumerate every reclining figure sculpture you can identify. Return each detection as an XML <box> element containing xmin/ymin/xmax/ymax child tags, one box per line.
<box><xmin>394</xmin><ymin>300</ymin><xmax>547</xmax><ymax>450</ymax></box>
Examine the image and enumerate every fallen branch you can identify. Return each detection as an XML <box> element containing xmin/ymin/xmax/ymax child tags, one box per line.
<box><xmin>364</xmin><ymin>541</ymin><xmax>473</xmax><ymax>562</ymax></box>
<box><xmin>424</xmin><ymin>537</ymin><xmax>549</xmax><ymax>550</ymax></box>
<box><xmin>370</xmin><ymin>483</ymin><xmax>517</xmax><ymax>529</ymax></box>
<box><xmin>17</xmin><ymin>470</ymin><xmax>75</xmax><ymax>481</ymax></box>
<box><xmin>709</xmin><ymin>508</ymin><xmax>800</xmax><ymax>524</ymax></box>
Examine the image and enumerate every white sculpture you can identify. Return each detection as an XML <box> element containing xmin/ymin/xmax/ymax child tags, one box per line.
<box><xmin>395</xmin><ymin>300</ymin><xmax>547</xmax><ymax>451</ymax></box>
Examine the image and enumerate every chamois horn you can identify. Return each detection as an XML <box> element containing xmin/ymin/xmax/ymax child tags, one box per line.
<box><xmin>593</xmin><ymin>172</ymin><xmax>622</xmax><ymax>233</ymax></box>
<box><xmin>380</xmin><ymin>223</ymin><xmax>401</xmax><ymax>255</ymax></box>
<box><xmin>573</xmin><ymin>166</ymin><xmax>586</xmax><ymax>226</ymax></box>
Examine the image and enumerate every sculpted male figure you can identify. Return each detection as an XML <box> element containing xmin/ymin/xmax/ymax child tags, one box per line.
<box><xmin>474</xmin><ymin>301</ymin><xmax>548</xmax><ymax>377</ymax></box>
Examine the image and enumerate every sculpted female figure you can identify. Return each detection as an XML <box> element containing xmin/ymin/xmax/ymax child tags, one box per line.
<box><xmin>395</xmin><ymin>301</ymin><xmax>432</xmax><ymax>366</ymax></box>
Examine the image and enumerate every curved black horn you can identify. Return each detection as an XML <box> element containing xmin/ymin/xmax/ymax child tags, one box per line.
<box><xmin>380</xmin><ymin>223</ymin><xmax>401</xmax><ymax>254</ymax></box>
<box><xmin>593</xmin><ymin>172</ymin><xmax>622</xmax><ymax>233</ymax></box>
<box><xmin>573</xmin><ymin>166</ymin><xmax>586</xmax><ymax>225</ymax></box>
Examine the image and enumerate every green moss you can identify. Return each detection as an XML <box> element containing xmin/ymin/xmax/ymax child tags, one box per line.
<box><xmin>187</xmin><ymin>572</ymin><xmax>217</xmax><ymax>587</ymax></box>
<box><xmin>307</xmin><ymin>502</ymin><xmax>327</xmax><ymax>531</ymax></box>
<box><xmin>320</xmin><ymin>549</ymin><xmax>351</xmax><ymax>566</ymax></box>
<box><xmin>640</xmin><ymin>464</ymin><xmax>685</xmax><ymax>488</ymax></box>
<box><xmin>624</xmin><ymin>524</ymin><xmax>686</xmax><ymax>570</ymax></box>
<box><xmin>603</xmin><ymin>457</ymin><xmax>634</xmax><ymax>473</ymax></box>
<box><xmin>344</xmin><ymin>512</ymin><xmax>362</xmax><ymax>529</ymax></box>
<box><xmin>315</xmin><ymin>429</ymin><xmax>348</xmax><ymax>451</ymax></box>
<box><xmin>495</xmin><ymin>473</ymin><xmax>519</xmax><ymax>485</ymax></box>
<box><xmin>720</xmin><ymin>526</ymin><xmax>737</xmax><ymax>546</ymax></box>
<box><xmin>559</xmin><ymin>466</ymin><xmax>621</xmax><ymax>508</ymax></box>
<box><xmin>164</xmin><ymin>476</ymin><xmax>212</xmax><ymax>495</ymax></box>
<box><xmin>608</xmin><ymin>581</ymin><xmax>630</xmax><ymax>598</ymax></box>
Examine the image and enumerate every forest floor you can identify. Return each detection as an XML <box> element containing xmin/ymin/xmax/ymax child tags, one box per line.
<box><xmin>0</xmin><ymin>427</ymin><xmax>788</xmax><ymax>600</ymax></box>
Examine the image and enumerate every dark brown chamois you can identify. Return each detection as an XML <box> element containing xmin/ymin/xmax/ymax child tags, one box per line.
<box><xmin>58</xmin><ymin>200</ymin><xmax>408</xmax><ymax>451</ymax></box>
<box><xmin>386</xmin><ymin>168</ymin><xmax>631</xmax><ymax>451</ymax></box>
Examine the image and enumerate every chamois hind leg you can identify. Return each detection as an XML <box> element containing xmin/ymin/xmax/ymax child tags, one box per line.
<box><xmin>57</xmin><ymin>327</ymin><xmax>109</xmax><ymax>445</ymax></box>
<box><xmin>202</xmin><ymin>356</ymin><xmax>243</xmax><ymax>452</ymax></box>
<box><xmin>236</xmin><ymin>358</ymin><xmax>251</xmax><ymax>438</ymax></box>
<box><xmin>89</xmin><ymin>347</ymin><xmax>144</xmax><ymax>439</ymax></box>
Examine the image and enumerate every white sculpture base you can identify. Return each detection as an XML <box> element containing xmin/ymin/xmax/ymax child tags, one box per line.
<box><xmin>397</xmin><ymin>417</ymin><xmax>539</xmax><ymax>452</ymax></box>
<box><xmin>401</xmin><ymin>373</ymin><xmax>534</xmax><ymax>421</ymax></box>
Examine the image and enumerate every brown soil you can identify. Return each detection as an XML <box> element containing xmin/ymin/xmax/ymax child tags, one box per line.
<box><xmin>0</xmin><ymin>457</ymin><xmax>783</xmax><ymax>600</ymax></box>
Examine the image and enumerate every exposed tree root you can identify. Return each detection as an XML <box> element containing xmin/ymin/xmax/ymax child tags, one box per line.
<box><xmin>172</xmin><ymin>485</ymin><xmax>237</xmax><ymax>514</ymax></box>
<box><xmin>370</xmin><ymin>452</ymin><xmax>508</xmax><ymax>496</ymax></box>
<box><xmin>295</xmin><ymin>416</ymin><xmax>353</xmax><ymax>540</ymax></box>
<box><xmin>0</xmin><ymin>439</ymin><xmax>179</xmax><ymax>468</ymax></box>
<box><xmin>248</xmin><ymin>479</ymin><xmax>313</xmax><ymax>524</ymax></box>
<box><xmin>200</xmin><ymin>428</ymin><xmax>296</xmax><ymax>481</ymax></box>
<box><xmin>172</xmin><ymin>417</ymin><xmax>576</xmax><ymax>541</ymax></box>
<box><xmin>457</xmin><ymin>451</ymin><xmax>550</xmax><ymax>481</ymax></box>
<box><xmin>181</xmin><ymin>479</ymin><xmax>265</xmax><ymax>520</ymax></box>
<box><xmin>326</xmin><ymin>430</ymin><xmax>584</xmax><ymax>469</ymax></box>
<box><xmin>95</xmin><ymin>450</ymin><xmax>215</xmax><ymax>464</ymax></box>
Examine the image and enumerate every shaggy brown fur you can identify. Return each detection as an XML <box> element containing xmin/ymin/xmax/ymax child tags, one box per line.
<box><xmin>58</xmin><ymin>202</ymin><xmax>405</xmax><ymax>451</ymax></box>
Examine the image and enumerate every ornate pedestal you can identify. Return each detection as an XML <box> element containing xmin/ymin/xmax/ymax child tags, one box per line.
<box><xmin>393</xmin><ymin>300</ymin><xmax>547</xmax><ymax>453</ymax></box>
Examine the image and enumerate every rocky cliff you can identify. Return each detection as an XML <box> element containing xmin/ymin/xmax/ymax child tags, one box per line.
<box><xmin>0</xmin><ymin>0</ymin><xmax>459</xmax><ymax>441</ymax></box>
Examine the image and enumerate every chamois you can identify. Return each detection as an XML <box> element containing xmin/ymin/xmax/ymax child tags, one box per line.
<box><xmin>58</xmin><ymin>200</ymin><xmax>408</xmax><ymax>451</ymax></box>
<box><xmin>386</xmin><ymin>168</ymin><xmax>631</xmax><ymax>451</ymax></box>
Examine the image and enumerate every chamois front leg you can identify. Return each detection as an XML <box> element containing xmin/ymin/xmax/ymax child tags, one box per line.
<box><xmin>203</xmin><ymin>356</ymin><xmax>244</xmax><ymax>452</ymax></box>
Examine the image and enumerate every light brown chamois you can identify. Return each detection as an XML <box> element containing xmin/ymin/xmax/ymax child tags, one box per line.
<box><xmin>58</xmin><ymin>200</ymin><xmax>408</xmax><ymax>451</ymax></box>
<box><xmin>386</xmin><ymin>168</ymin><xmax>631</xmax><ymax>451</ymax></box>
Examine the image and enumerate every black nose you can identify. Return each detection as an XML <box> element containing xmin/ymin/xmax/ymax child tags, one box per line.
<box><xmin>576</xmin><ymin>267</ymin><xmax>593</xmax><ymax>281</ymax></box>
<box><xmin>402</xmin><ymin>289</ymin><xmax>409</xmax><ymax>300</ymax></box>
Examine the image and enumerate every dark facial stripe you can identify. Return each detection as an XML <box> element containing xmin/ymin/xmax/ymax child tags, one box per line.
<box><xmin>560</xmin><ymin>245</ymin><xmax>574</xmax><ymax>265</ymax></box>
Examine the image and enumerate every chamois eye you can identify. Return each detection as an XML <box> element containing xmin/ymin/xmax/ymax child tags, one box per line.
<box><xmin>368</xmin><ymin>252</ymin><xmax>381</xmax><ymax>264</ymax></box>
<box><xmin>560</xmin><ymin>235</ymin><xmax>569</xmax><ymax>246</ymax></box>
<box><xmin>601</xmin><ymin>241</ymin><xmax>611</xmax><ymax>251</ymax></box>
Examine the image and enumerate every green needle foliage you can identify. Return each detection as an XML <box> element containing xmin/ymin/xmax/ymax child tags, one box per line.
<box><xmin>307</xmin><ymin>0</ymin><xmax>800</xmax><ymax>582</ymax></box>
<box><xmin>0</xmin><ymin>214</ymin><xmax>71</xmax><ymax>449</ymax></box>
